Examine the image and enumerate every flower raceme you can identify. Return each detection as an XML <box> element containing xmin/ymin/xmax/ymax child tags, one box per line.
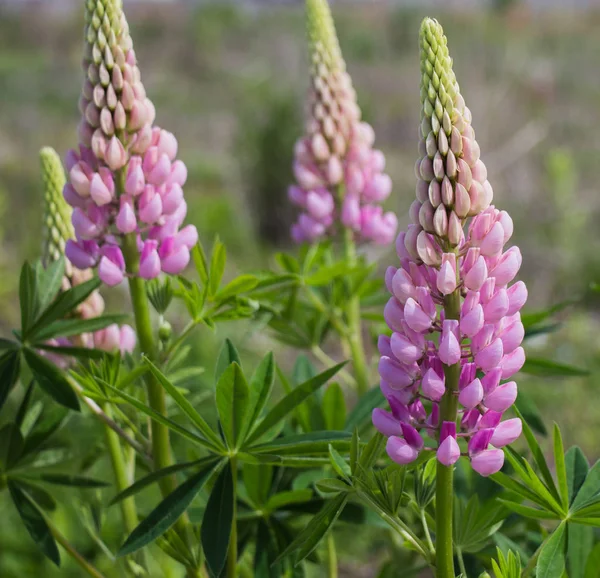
<box><xmin>41</xmin><ymin>147</ymin><xmax>135</xmax><ymax>362</ymax></box>
<box><xmin>289</xmin><ymin>0</ymin><xmax>397</xmax><ymax>245</ymax></box>
<box><xmin>373</xmin><ymin>19</ymin><xmax>527</xmax><ymax>477</ymax></box>
<box><xmin>63</xmin><ymin>0</ymin><xmax>197</xmax><ymax>287</ymax></box>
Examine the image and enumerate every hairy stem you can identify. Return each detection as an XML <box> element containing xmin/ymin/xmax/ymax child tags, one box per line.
<box><xmin>103</xmin><ymin>403</ymin><xmax>139</xmax><ymax>534</ymax></box>
<box><xmin>435</xmin><ymin>288</ymin><xmax>461</xmax><ymax>578</ymax></box>
<box><xmin>46</xmin><ymin>516</ymin><xmax>107</xmax><ymax>578</ymax></box>
<box><xmin>226</xmin><ymin>457</ymin><xmax>238</xmax><ymax>578</ymax></box>
<box><xmin>342</xmin><ymin>226</ymin><xmax>370</xmax><ymax>395</ymax></box>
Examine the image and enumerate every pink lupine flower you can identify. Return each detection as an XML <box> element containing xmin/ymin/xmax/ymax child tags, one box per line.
<box><xmin>289</xmin><ymin>0</ymin><xmax>397</xmax><ymax>246</ymax></box>
<box><xmin>63</xmin><ymin>0</ymin><xmax>197</xmax><ymax>285</ymax></box>
<box><xmin>373</xmin><ymin>19</ymin><xmax>527</xmax><ymax>475</ymax></box>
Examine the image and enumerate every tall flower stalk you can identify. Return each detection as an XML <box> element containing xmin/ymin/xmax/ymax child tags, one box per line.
<box><xmin>373</xmin><ymin>19</ymin><xmax>527</xmax><ymax>577</ymax></box>
<box><xmin>62</xmin><ymin>1</ymin><xmax>198</xmax><ymax>572</ymax></box>
<box><xmin>291</xmin><ymin>0</ymin><xmax>398</xmax><ymax>393</ymax></box>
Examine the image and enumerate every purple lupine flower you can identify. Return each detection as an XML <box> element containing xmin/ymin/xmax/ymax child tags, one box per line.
<box><xmin>372</xmin><ymin>18</ymin><xmax>527</xmax><ymax>477</ymax></box>
<box><xmin>63</xmin><ymin>0</ymin><xmax>197</xmax><ymax>286</ymax></box>
<box><xmin>290</xmin><ymin>0</ymin><xmax>397</xmax><ymax>245</ymax></box>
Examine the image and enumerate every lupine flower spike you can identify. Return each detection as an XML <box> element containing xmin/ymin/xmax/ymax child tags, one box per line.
<box><xmin>373</xmin><ymin>19</ymin><xmax>527</xmax><ymax>477</ymax></box>
<box><xmin>64</xmin><ymin>0</ymin><xmax>197</xmax><ymax>286</ymax></box>
<box><xmin>289</xmin><ymin>0</ymin><xmax>397</xmax><ymax>245</ymax></box>
<box><xmin>41</xmin><ymin>147</ymin><xmax>135</xmax><ymax>357</ymax></box>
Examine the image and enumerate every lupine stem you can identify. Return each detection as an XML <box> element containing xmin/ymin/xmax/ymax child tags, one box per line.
<box><xmin>342</xmin><ymin>225</ymin><xmax>370</xmax><ymax>395</ymax></box>
<box><xmin>46</xmin><ymin>516</ymin><xmax>107</xmax><ymax>578</ymax></box>
<box><xmin>457</xmin><ymin>548</ymin><xmax>467</xmax><ymax>577</ymax></box>
<box><xmin>226</xmin><ymin>457</ymin><xmax>238</xmax><ymax>578</ymax></box>
<box><xmin>435</xmin><ymin>288</ymin><xmax>461</xmax><ymax>578</ymax></box>
<box><xmin>327</xmin><ymin>533</ymin><xmax>338</xmax><ymax>578</ymax></box>
<box><xmin>103</xmin><ymin>403</ymin><xmax>139</xmax><ymax>534</ymax></box>
<box><xmin>122</xmin><ymin>232</ymin><xmax>177</xmax><ymax>498</ymax></box>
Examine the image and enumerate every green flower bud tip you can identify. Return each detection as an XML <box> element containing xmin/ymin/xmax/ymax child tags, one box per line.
<box><xmin>40</xmin><ymin>147</ymin><xmax>74</xmax><ymax>266</ymax></box>
<box><xmin>419</xmin><ymin>18</ymin><xmax>460</xmax><ymax>125</ymax></box>
<box><xmin>306</xmin><ymin>0</ymin><xmax>344</xmax><ymax>73</ymax></box>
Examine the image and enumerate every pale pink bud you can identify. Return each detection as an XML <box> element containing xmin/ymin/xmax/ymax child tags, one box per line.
<box><xmin>386</xmin><ymin>436</ymin><xmax>419</xmax><ymax>465</ymax></box>
<box><xmin>159</xmin><ymin>237</ymin><xmax>190</xmax><ymax>275</ymax></box>
<box><xmin>98</xmin><ymin>256</ymin><xmax>124</xmax><ymax>286</ymax></box>
<box><xmin>65</xmin><ymin>239</ymin><xmax>99</xmax><ymax>269</ymax></box>
<box><xmin>441</xmin><ymin>176</ymin><xmax>453</xmax><ymax>206</ymax></box>
<box><xmin>390</xmin><ymin>332</ymin><xmax>422</xmax><ymax>365</ymax></box>
<box><xmin>138</xmin><ymin>186</ymin><xmax>163</xmax><ymax>224</ymax></box>
<box><xmin>464</xmin><ymin>256</ymin><xmax>488</xmax><ymax>291</ymax></box>
<box><xmin>459</xmin><ymin>378</ymin><xmax>484</xmax><ymax>409</ymax></box>
<box><xmin>475</xmin><ymin>337</ymin><xmax>504</xmax><ymax>372</ymax></box>
<box><xmin>365</xmin><ymin>173</ymin><xmax>392</xmax><ymax>202</ymax></box>
<box><xmin>484</xmin><ymin>381</ymin><xmax>517</xmax><ymax>412</ymax></box>
<box><xmin>428</xmin><ymin>180</ymin><xmax>441</xmax><ymax>207</ymax></box>
<box><xmin>105</xmin><ymin>137</ymin><xmax>127</xmax><ymax>171</ymax></box>
<box><xmin>157</xmin><ymin>130</ymin><xmax>178</xmax><ymax>161</ymax></box>
<box><xmin>341</xmin><ymin>194</ymin><xmax>361</xmax><ymax>230</ymax></box>
<box><xmin>421</xmin><ymin>368</ymin><xmax>445</xmax><ymax>401</ymax></box>
<box><xmin>454</xmin><ymin>183</ymin><xmax>471</xmax><ymax>218</ymax></box>
<box><xmin>457</xmin><ymin>158</ymin><xmax>473</xmax><ymax>191</ymax></box>
<box><xmin>392</xmin><ymin>268</ymin><xmax>416</xmax><ymax>304</ymax></box>
<box><xmin>311</xmin><ymin>133</ymin><xmax>329</xmax><ymax>161</ymax></box>
<box><xmin>378</xmin><ymin>356</ymin><xmax>414</xmax><ymax>389</ymax></box>
<box><xmin>499</xmin><ymin>347</ymin><xmax>525</xmax><ymax>379</ymax></box>
<box><xmin>404</xmin><ymin>224</ymin><xmax>422</xmax><ymax>262</ymax></box>
<box><xmin>119</xmin><ymin>325</ymin><xmax>137</xmax><ymax>355</ymax></box>
<box><xmin>489</xmin><ymin>247</ymin><xmax>521</xmax><ymax>286</ymax></box>
<box><xmin>70</xmin><ymin>163</ymin><xmax>91</xmax><ymax>197</ymax></box>
<box><xmin>139</xmin><ymin>240</ymin><xmax>161</xmax><ymax>279</ymax></box>
<box><xmin>175</xmin><ymin>225</ymin><xmax>199</xmax><ymax>250</ymax></box>
<box><xmin>372</xmin><ymin>409</ymin><xmax>402</xmax><ymax>437</ymax></box>
<box><xmin>94</xmin><ymin>324</ymin><xmax>121</xmax><ymax>352</ymax></box>
<box><xmin>490</xmin><ymin>418</ymin><xmax>522</xmax><ymax>447</ymax></box>
<box><xmin>294</xmin><ymin>161</ymin><xmax>322</xmax><ymax>190</ymax></box>
<box><xmin>416</xmin><ymin>231</ymin><xmax>441</xmax><ymax>266</ymax></box>
<box><xmin>447</xmin><ymin>211</ymin><xmax>463</xmax><ymax>246</ymax></box>
<box><xmin>439</xmin><ymin>320</ymin><xmax>461</xmax><ymax>365</ymax></box>
<box><xmin>437</xmin><ymin>422</ymin><xmax>460</xmax><ymax>466</ymax></box>
<box><xmin>125</xmin><ymin>161</ymin><xmax>145</xmax><ymax>196</ymax></box>
<box><xmin>470</xmin><ymin>449</ymin><xmax>504</xmax><ymax>477</ymax></box>
<box><xmin>148</xmin><ymin>153</ymin><xmax>171</xmax><ymax>187</ymax></box>
<box><xmin>403</xmin><ymin>297</ymin><xmax>432</xmax><ymax>333</ymax></box>
<box><xmin>72</xmin><ymin>207</ymin><xmax>102</xmax><ymax>239</ymax></box>
<box><xmin>460</xmin><ymin>304</ymin><xmax>484</xmax><ymax>338</ymax></box>
<box><xmin>433</xmin><ymin>204</ymin><xmax>448</xmax><ymax>237</ymax></box>
<box><xmin>306</xmin><ymin>191</ymin><xmax>334</xmax><ymax>220</ymax></box>
<box><xmin>89</xmin><ymin>173</ymin><xmax>113</xmax><ymax>206</ymax></box>
<box><xmin>326</xmin><ymin>156</ymin><xmax>343</xmax><ymax>185</ymax></box>
<box><xmin>116</xmin><ymin>196</ymin><xmax>137</xmax><ymax>234</ymax></box>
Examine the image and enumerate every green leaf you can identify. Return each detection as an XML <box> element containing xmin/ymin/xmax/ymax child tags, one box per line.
<box><xmin>266</xmin><ymin>489</ymin><xmax>313</xmax><ymax>512</ymax></box>
<box><xmin>247</xmin><ymin>362</ymin><xmax>347</xmax><ymax>444</ymax></box>
<box><xmin>571</xmin><ymin>460</ymin><xmax>600</xmax><ymax>512</ymax></box>
<box><xmin>215</xmin><ymin>338</ymin><xmax>242</xmax><ymax>383</ymax></box>
<box><xmin>33</xmin><ymin>314</ymin><xmax>127</xmax><ymax>342</ymax></box>
<box><xmin>329</xmin><ymin>445</ymin><xmax>351</xmax><ymax>481</ymax></box>
<box><xmin>209</xmin><ymin>237</ymin><xmax>226</xmax><ymax>296</ymax></box>
<box><xmin>275</xmin><ymin>493</ymin><xmax>347</xmax><ymax>565</ymax></box>
<box><xmin>118</xmin><ymin>462</ymin><xmax>219</xmax><ymax>556</ymax></box>
<box><xmin>38</xmin><ymin>257</ymin><xmax>65</xmax><ymax>313</ymax></box>
<box><xmin>201</xmin><ymin>462</ymin><xmax>234</xmax><ymax>578</ymax></box>
<box><xmin>23</xmin><ymin>474</ymin><xmax>108</xmax><ymax>488</ymax></box>
<box><xmin>305</xmin><ymin>262</ymin><xmax>353</xmax><ymax>286</ymax></box>
<box><xmin>23</xmin><ymin>348</ymin><xmax>79</xmax><ymax>411</ymax></box>
<box><xmin>566</xmin><ymin>446</ymin><xmax>589</xmax><ymax>505</ymax></box>
<box><xmin>243</xmin><ymin>463</ymin><xmax>273</xmax><ymax>507</ymax></box>
<box><xmin>250</xmin><ymin>431</ymin><xmax>351</xmax><ymax>456</ymax></box>
<box><xmin>584</xmin><ymin>544</ymin><xmax>600</xmax><ymax>578</ymax></box>
<box><xmin>345</xmin><ymin>386</ymin><xmax>384</xmax><ymax>431</ymax></box>
<box><xmin>537</xmin><ymin>522</ymin><xmax>566</xmax><ymax>578</ymax></box>
<box><xmin>497</xmin><ymin>499</ymin><xmax>558</xmax><ymax>520</ymax></box>
<box><xmin>359</xmin><ymin>432</ymin><xmax>385</xmax><ymax>470</ymax></box>
<box><xmin>26</xmin><ymin>276</ymin><xmax>101</xmax><ymax>340</ymax></box>
<box><xmin>323</xmin><ymin>383</ymin><xmax>345</xmax><ymax>430</ymax></box>
<box><xmin>522</xmin><ymin>358</ymin><xmax>589</xmax><ymax>377</ymax></box>
<box><xmin>34</xmin><ymin>343</ymin><xmax>106</xmax><ymax>360</ymax></box>
<box><xmin>191</xmin><ymin>243</ymin><xmax>209</xmax><ymax>285</ymax></box>
<box><xmin>144</xmin><ymin>358</ymin><xmax>223</xmax><ymax>450</ymax></box>
<box><xmin>216</xmin><ymin>363</ymin><xmax>249</xmax><ymax>449</ymax></box>
<box><xmin>215</xmin><ymin>275</ymin><xmax>259</xmax><ymax>301</ymax></box>
<box><xmin>513</xmin><ymin>407</ymin><xmax>560</xmax><ymax>504</ymax></box>
<box><xmin>553</xmin><ymin>424</ymin><xmax>569</xmax><ymax>511</ymax></box>
<box><xmin>101</xmin><ymin>380</ymin><xmax>212</xmax><ymax>448</ymax></box>
<box><xmin>0</xmin><ymin>423</ymin><xmax>24</xmax><ymax>470</ymax></box>
<box><xmin>19</xmin><ymin>261</ymin><xmax>40</xmax><ymax>336</ymax></box>
<box><xmin>9</xmin><ymin>482</ymin><xmax>60</xmax><ymax>566</ymax></box>
<box><xmin>316</xmin><ymin>478</ymin><xmax>352</xmax><ymax>494</ymax></box>
<box><xmin>244</xmin><ymin>352</ymin><xmax>275</xmax><ymax>441</ymax></box>
<box><xmin>111</xmin><ymin>458</ymin><xmax>216</xmax><ymax>505</ymax></box>
<box><xmin>568</xmin><ymin>523</ymin><xmax>594</xmax><ymax>578</ymax></box>
<box><xmin>0</xmin><ymin>350</ymin><xmax>22</xmax><ymax>412</ymax></box>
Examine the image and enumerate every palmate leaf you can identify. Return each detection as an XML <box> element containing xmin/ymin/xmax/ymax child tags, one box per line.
<box><xmin>215</xmin><ymin>338</ymin><xmax>242</xmax><ymax>382</ymax></box>
<box><xmin>0</xmin><ymin>350</ymin><xmax>21</xmax><ymax>412</ymax></box>
<box><xmin>201</xmin><ymin>462</ymin><xmax>234</xmax><ymax>578</ymax></box>
<box><xmin>9</xmin><ymin>482</ymin><xmax>60</xmax><ymax>566</ymax></box>
<box><xmin>568</xmin><ymin>523</ymin><xmax>594</xmax><ymax>578</ymax></box>
<box><xmin>553</xmin><ymin>424</ymin><xmax>569</xmax><ymax>511</ymax></box>
<box><xmin>33</xmin><ymin>314</ymin><xmax>127</xmax><ymax>342</ymax></box>
<box><xmin>243</xmin><ymin>463</ymin><xmax>273</xmax><ymax>507</ymax></box>
<box><xmin>19</xmin><ymin>261</ymin><xmax>40</xmax><ymax>337</ymax></box>
<box><xmin>566</xmin><ymin>446</ymin><xmax>589</xmax><ymax>505</ymax></box>
<box><xmin>274</xmin><ymin>493</ymin><xmax>348</xmax><ymax>566</ymax></box>
<box><xmin>118</xmin><ymin>460</ymin><xmax>221</xmax><ymax>557</ymax></box>
<box><xmin>246</xmin><ymin>362</ymin><xmax>347</xmax><ymax>445</ymax></box>
<box><xmin>244</xmin><ymin>352</ymin><xmax>275</xmax><ymax>441</ymax></box>
<box><xmin>249</xmin><ymin>431</ymin><xmax>352</xmax><ymax>456</ymax></box>
<box><xmin>19</xmin><ymin>474</ymin><xmax>108</xmax><ymax>488</ymax></box>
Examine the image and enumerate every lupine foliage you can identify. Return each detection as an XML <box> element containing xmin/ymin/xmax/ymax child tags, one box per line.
<box><xmin>0</xmin><ymin>1</ymin><xmax>598</xmax><ymax>578</ymax></box>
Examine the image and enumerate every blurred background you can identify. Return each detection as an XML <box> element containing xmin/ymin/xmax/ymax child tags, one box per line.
<box><xmin>1</xmin><ymin>0</ymin><xmax>600</xmax><ymax>575</ymax></box>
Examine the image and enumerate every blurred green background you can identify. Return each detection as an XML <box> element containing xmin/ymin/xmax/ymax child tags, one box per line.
<box><xmin>0</xmin><ymin>0</ymin><xmax>599</xmax><ymax>575</ymax></box>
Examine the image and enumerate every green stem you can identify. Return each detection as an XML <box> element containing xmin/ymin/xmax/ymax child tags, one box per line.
<box><xmin>103</xmin><ymin>403</ymin><xmax>139</xmax><ymax>534</ymax></box>
<box><xmin>122</xmin><ymin>232</ymin><xmax>176</xmax><ymax>498</ymax></box>
<box><xmin>327</xmin><ymin>533</ymin><xmax>338</xmax><ymax>578</ymax></box>
<box><xmin>435</xmin><ymin>288</ymin><xmax>461</xmax><ymax>578</ymax></box>
<box><xmin>46</xmin><ymin>516</ymin><xmax>107</xmax><ymax>578</ymax></box>
<box><xmin>341</xmin><ymin>226</ymin><xmax>370</xmax><ymax>395</ymax></box>
<box><xmin>457</xmin><ymin>548</ymin><xmax>467</xmax><ymax>577</ymax></box>
<box><xmin>420</xmin><ymin>508</ymin><xmax>435</xmax><ymax>555</ymax></box>
<box><xmin>226</xmin><ymin>457</ymin><xmax>238</xmax><ymax>578</ymax></box>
